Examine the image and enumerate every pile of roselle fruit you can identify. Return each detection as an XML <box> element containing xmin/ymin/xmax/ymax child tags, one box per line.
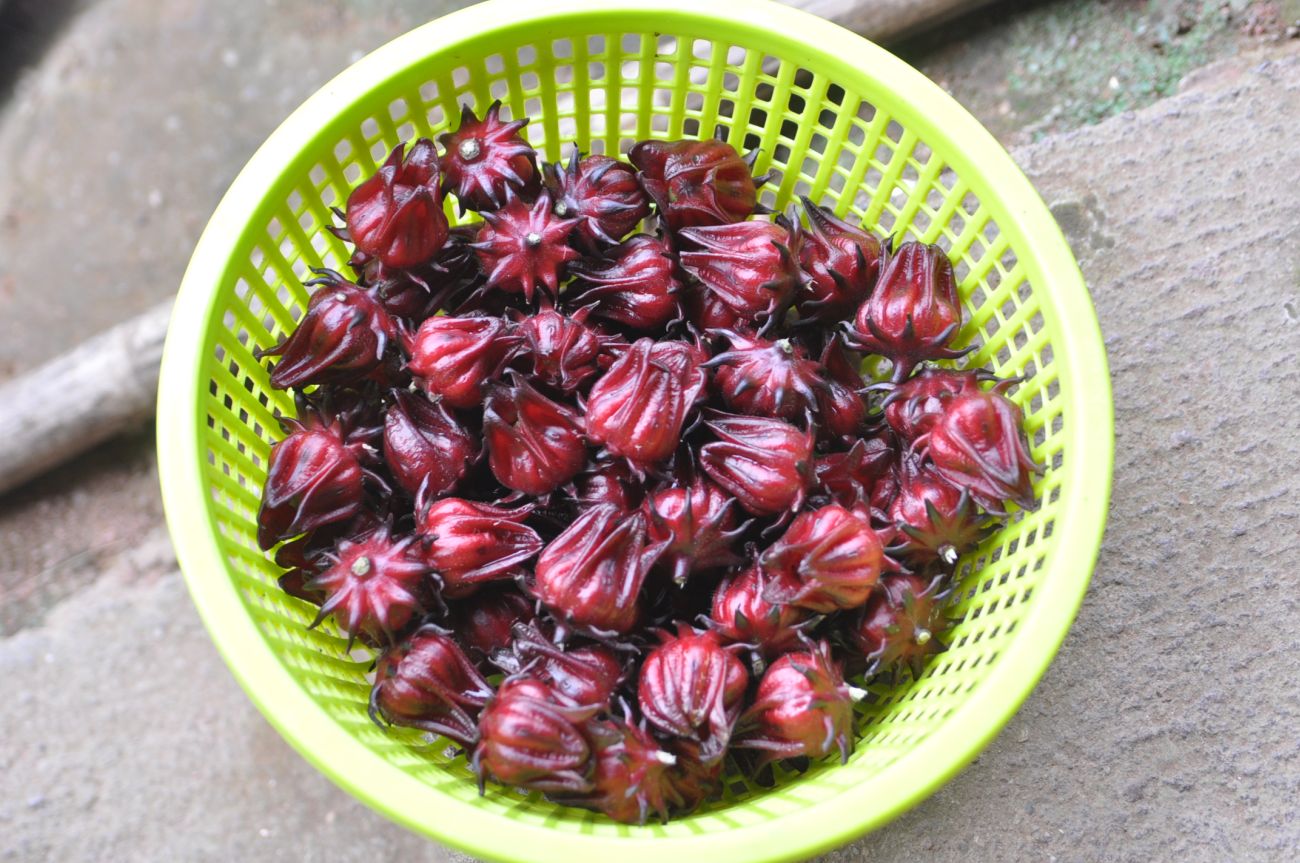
<box><xmin>254</xmin><ymin>101</ymin><xmax>1041</xmax><ymax>824</ymax></box>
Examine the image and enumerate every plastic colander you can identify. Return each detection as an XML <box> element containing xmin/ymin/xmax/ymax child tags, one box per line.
<box><xmin>156</xmin><ymin>1</ymin><xmax>1113</xmax><ymax>860</ymax></box>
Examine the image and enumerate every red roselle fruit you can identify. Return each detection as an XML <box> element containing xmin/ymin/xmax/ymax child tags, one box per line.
<box><xmin>736</xmin><ymin>640</ymin><xmax>864</xmax><ymax>768</ymax></box>
<box><xmin>257</xmin><ymin>404</ymin><xmax>380</xmax><ymax>550</ymax></box>
<box><xmin>761</xmin><ymin>503</ymin><xmax>891</xmax><ymax>612</ymax></box>
<box><xmin>796</xmin><ymin>198</ymin><xmax>882</xmax><ymax>323</ymax></box>
<box><xmin>664</xmin><ymin>740</ymin><xmax>724</xmax><ymax>813</ymax></box>
<box><xmin>472</xmin><ymin>678</ymin><xmax>599</xmax><ymax>794</ymax></box>
<box><xmin>482</xmin><ymin>374</ymin><xmax>587</xmax><ymax>496</ymax></box>
<box><xmin>473</xmin><ymin>191</ymin><xmax>580</xmax><ymax>303</ymax></box>
<box><xmin>698</xmin><ymin>412</ymin><xmax>815</xmax><ymax>517</ymax></box>
<box><xmin>629</xmin><ymin>137</ymin><xmax>761</xmax><ymax>231</ymax></box>
<box><xmin>637</xmin><ymin>625</ymin><xmax>749</xmax><ymax>764</ymax></box>
<box><xmin>544</xmin><ymin>151</ymin><xmax>651</xmax><ymax>249</ymax></box>
<box><xmin>502</xmin><ymin>622</ymin><xmax>625</xmax><ymax>706</ymax></box>
<box><xmin>883</xmin><ymin>366</ymin><xmax>998</xmax><ymax>441</ymax></box>
<box><xmin>566</xmin><ymin>233</ymin><xmax>683</xmax><ymax>332</ymax></box>
<box><xmin>405</xmin><ymin>315</ymin><xmax>519</xmax><ymax>409</ymax></box>
<box><xmin>816</xmin><ymin>337</ymin><xmax>869</xmax><ymax>443</ymax></box>
<box><xmin>571</xmin><ymin>459</ymin><xmax>644</xmax><ymax>511</ymax></box>
<box><xmin>922</xmin><ymin>387</ymin><xmax>1040</xmax><ymax>513</ymax></box>
<box><xmin>708</xmin><ymin>565</ymin><xmax>811</xmax><ymax>659</ymax></box>
<box><xmin>533</xmin><ymin>503</ymin><xmax>666</xmax><ymax>635</ymax></box>
<box><xmin>585</xmin><ymin>338</ymin><xmax>707</xmax><ymax>470</ymax></box>
<box><xmin>258</xmin><ymin>272</ymin><xmax>396</xmax><ymax>390</ymax></box>
<box><xmin>439</xmin><ymin>101</ymin><xmax>539</xmax><ymax>212</ymax></box>
<box><xmin>415</xmin><ymin>497</ymin><xmax>542</xmax><ymax>598</ymax></box>
<box><xmin>850</xmin><ymin>573</ymin><xmax>952</xmax><ymax>682</ymax></box>
<box><xmin>703</xmin><ymin>330</ymin><xmax>824</xmax><ymax>421</ymax></box>
<box><xmin>382</xmin><ymin>389</ymin><xmax>477</xmax><ymax>498</ymax></box>
<box><xmin>888</xmin><ymin>456</ymin><xmax>993</xmax><ymax>566</ymax></box>
<box><xmin>512</xmin><ymin>307</ymin><xmax>620</xmax><ymax>393</ymax></box>
<box><xmin>643</xmin><ymin>476</ymin><xmax>745</xmax><ymax>586</ymax></box>
<box><xmin>679</xmin><ymin>220</ymin><xmax>805</xmax><ymax>331</ymax></box>
<box><xmin>305</xmin><ymin>524</ymin><xmax>431</xmax><ymax>647</ymax></box>
<box><xmin>814</xmin><ymin>435</ymin><xmax>897</xmax><ymax>509</ymax></box>
<box><xmin>451</xmin><ymin>587</ymin><xmax>535</xmax><ymax>663</ymax></box>
<box><xmin>847</xmin><ymin>241</ymin><xmax>970</xmax><ymax>381</ymax></box>
<box><xmin>368</xmin><ymin>625</ymin><xmax>494</xmax><ymax>746</ymax></box>
<box><xmin>560</xmin><ymin>718</ymin><xmax>682</xmax><ymax>825</ymax></box>
<box><xmin>344</xmin><ymin>139</ymin><xmax>448</xmax><ymax>270</ymax></box>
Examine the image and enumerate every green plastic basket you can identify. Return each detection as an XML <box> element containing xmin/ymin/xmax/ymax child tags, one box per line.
<box><xmin>157</xmin><ymin>1</ymin><xmax>1113</xmax><ymax>860</ymax></box>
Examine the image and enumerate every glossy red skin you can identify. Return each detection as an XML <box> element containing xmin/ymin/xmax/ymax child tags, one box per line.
<box><xmin>557</xmin><ymin>719</ymin><xmax>682</xmax><ymax>825</ymax></box>
<box><xmin>473</xmin><ymin>678</ymin><xmax>597</xmax><ymax>794</ymax></box>
<box><xmin>405</xmin><ymin>315</ymin><xmax>518</xmax><ymax>409</ymax></box>
<box><xmin>709</xmin><ymin>565</ymin><xmax>810</xmax><ymax>657</ymax></box>
<box><xmin>382</xmin><ymin>389</ymin><xmax>476</xmax><ymax>497</ymax></box>
<box><xmin>736</xmin><ymin>641</ymin><xmax>857</xmax><ymax>767</ymax></box>
<box><xmin>816</xmin><ymin>338</ymin><xmax>869</xmax><ymax>442</ymax></box>
<box><xmin>643</xmin><ymin>476</ymin><xmax>743</xmax><ymax>584</ymax></box>
<box><xmin>848</xmin><ymin>241</ymin><xmax>966</xmax><ymax>380</ymax></box>
<box><xmin>259</xmin><ymin>278</ymin><xmax>396</xmax><ymax>390</ymax></box>
<box><xmin>637</xmin><ymin>626</ymin><xmax>748</xmax><ymax>765</ymax></box>
<box><xmin>706</xmin><ymin>330</ymin><xmax>823</xmax><ymax>420</ymax></box>
<box><xmin>699</xmin><ymin>413</ymin><xmax>815</xmax><ymax>517</ymax></box>
<box><xmin>452</xmin><ymin>588</ymin><xmax>535</xmax><ymax>661</ymax></box>
<box><xmin>678</xmin><ymin>221</ymin><xmax>802</xmax><ymax>327</ymax></box>
<box><xmin>849</xmin><ymin>573</ymin><xmax>949</xmax><ymax>679</ymax></box>
<box><xmin>370</xmin><ymin>627</ymin><xmax>494</xmax><ymax>746</ymax></box>
<box><xmin>509</xmin><ymin>624</ymin><xmax>624</xmax><ymax>706</ymax></box>
<box><xmin>482</xmin><ymin>376</ymin><xmax>587</xmax><ymax>496</ymax></box>
<box><xmin>796</xmin><ymin>199</ymin><xmax>881</xmax><ymax>323</ymax></box>
<box><xmin>814</xmin><ymin>435</ymin><xmax>897</xmax><ymax>509</ymax></box>
<box><xmin>586</xmin><ymin>338</ymin><xmax>707</xmax><ymax>468</ymax></box>
<box><xmin>664</xmin><ymin>739</ymin><xmax>725</xmax><ymax>813</ymax></box>
<box><xmin>571</xmin><ymin>460</ymin><xmax>644</xmax><ymax>511</ymax></box>
<box><xmin>888</xmin><ymin>456</ymin><xmax>990</xmax><ymax>564</ymax></box>
<box><xmin>544</xmin><ymin>153</ymin><xmax>651</xmax><ymax>249</ymax></box>
<box><xmin>925</xmin><ymin>388</ymin><xmax>1039</xmax><ymax>512</ymax></box>
<box><xmin>884</xmin><ymin>367</ymin><xmax>988</xmax><ymax>441</ymax></box>
<box><xmin>629</xmin><ymin>138</ymin><xmax>757</xmax><ymax>230</ymax></box>
<box><xmin>473</xmin><ymin>192</ymin><xmax>580</xmax><ymax>303</ymax></box>
<box><xmin>416</xmin><ymin>498</ymin><xmax>542</xmax><ymax>597</ymax></box>
<box><xmin>533</xmin><ymin>504</ymin><xmax>665</xmax><ymax>634</ymax></box>
<box><xmin>439</xmin><ymin>101</ymin><xmax>539</xmax><ymax>211</ymax></box>
<box><xmin>305</xmin><ymin>526</ymin><xmax>431</xmax><ymax>646</ymax></box>
<box><xmin>256</xmin><ymin>408</ymin><xmax>376</xmax><ymax>550</ymax></box>
<box><xmin>567</xmin><ymin>234</ymin><xmax>683</xmax><ymax>332</ymax></box>
<box><xmin>345</xmin><ymin>139</ymin><xmax>447</xmax><ymax>270</ymax></box>
<box><xmin>513</xmin><ymin>308</ymin><xmax>617</xmax><ymax>392</ymax></box>
<box><xmin>761</xmin><ymin>504</ymin><xmax>887</xmax><ymax>612</ymax></box>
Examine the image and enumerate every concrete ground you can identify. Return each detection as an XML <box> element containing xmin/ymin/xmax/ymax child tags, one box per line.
<box><xmin>2</xmin><ymin>0</ymin><xmax>1299</xmax><ymax>860</ymax></box>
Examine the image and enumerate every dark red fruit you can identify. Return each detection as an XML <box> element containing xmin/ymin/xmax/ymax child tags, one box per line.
<box><xmin>533</xmin><ymin>503</ymin><xmax>665</xmax><ymax>634</ymax></box>
<box><xmin>544</xmin><ymin>151</ymin><xmax>651</xmax><ymax>249</ymax></box>
<box><xmin>439</xmin><ymin>101</ymin><xmax>539</xmax><ymax>211</ymax></box>
<box><xmin>679</xmin><ymin>220</ymin><xmax>804</xmax><ymax>331</ymax></box>
<box><xmin>382</xmin><ymin>389</ymin><xmax>476</xmax><ymax>498</ymax></box>
<box><xmin>761</xmin><ymin>504</ymin><xmax>890</xmax><ymax>612</ymax></box>
<box><xmin>850</xmin><ymin>573</ymin><xmax>951</xmax><ymax>682</ymax></box>
<box><xmin>644</xmin><ymin>476</ymin><xmax>745</xmax><ymax>585</ymax></box>
<box><xmin>708</xmin><ymin>565</ymin><xmax>811</xmax><ymax>658</ymax></box>
<box><xmin>814</xmin><ymin>435</ymin><xmax>896</xmax><ymax>509</ymax></box>
<box><xmin>637</xmin><ymin>625</ymin><xmax>748</xmax><ymax>764</ymax></box>
<box><xmin>513</xmin><ymin>307</ymin><xmax>620</xmax><ymax>393</ymax></box>
<box><xmin>923</xmin><ymin>388</ymin><xmax>1040</xmax><ymax>512</ymax></box>
<box><xmin>472</xmin><ymin>678</ymin><xmax>598</xmax><ymax>794</ymax></box>
<box><xmin>482</xmin><ymin>374</ymin><xmax>586</xmax><ymax>496</ymax></box>
<box><xmin>566</xmin><ymin>233</ymin><xmax>683</xmax><ymax>332</ymax></box>
<box><xmin>847</xmin><ymin>241</ymin><xmax>969</xmax><ymax>381</ymax></box>
<box><xmin>796</xmin><ymin>198</ymin><xmax>881</xmax><ymax>322</ymax></box>
<box><xmin>883</xmin><ymin>366</ymin><xmax>995</xmax><ymax>441</ymax></box>
<box><xmin>345</xmin><ymin>139</ymin><xmax>447</xmax><ymax>270</ymax></box>
<box><xmin>629</xmin><ymin>138</ymin><xmax>760</xmax><ymax>230</ymax></box>
<box><xmin>560</xmin><ymin>718</ymin><xmax>682</xmax><ymax>824</ymax></box>
<box><xmin>888</xmin><ymin>456</ymin><xmax>993</xmax><ymax>566</ymax></box>
<box><xmin>258</xmin><ymin>272</ymin><xmax>396</xmax><ymax>390</ymax></box>
<box><xmin>664</xmin><ymin>740</ymin><xmax>724</xmax><ymax>813</ymax></box>
<box><xmin>305</xmin><ymin>524</ymin><xmax>431</xmax><ymax>646</ymax></box>
<box><xmin>698</xmin><ymin>412</ymin><xmax>815</xmax><ymax>517</ymax></box>
<box><xmin>816</xmin><ymin>337</ymin><xmax>869</xmax><ymax>442</ymax></box>
<box><xmin>504</xmin><ymin>623</ymin><xmax>624</xmax><ymax>706</ymax></box>
<box><xmin>586</xmin><ymin>338</ymin><xmax>707</xmax><ymax>470</ymax></box>
<box><xmin>452</xmin><ymin>587</ymin><xmax>536</xmax><ymax>662</ymax></box>
<box><xmin>571</xmin><ymin>459</ymin><xmax>644</xmax><ymax>511</ymax></box>
<box><xmin>703</xmin><ymin>331</ymin><xmax>823</xmax><ymax>420</ymax></box>
<box><xmin>473</xmin><ymin>191</ymin><xmax>580</xmax><ymax>303</ymax></box>
<box><xmin>369</xmin><ymin>625</ymin><xmax>493</xmax><ymax>746</ymax></box>
<box><xmin>405</xmin><ymin>315</ymin><xmax>519</xmax><ymax>409</ymax></box>
<box><xmin>416</xmin><ymin>498</ymin><xmax>542</xmax><ymax>597</ymax></box>
<box><xmin>736</xmin><ymin>640</ymin><xmax>863</xmax><ymax>768</ymax></box>
<box><xmin>257</xmin><ymin>403</ymin><xmax>380</xmax><ymax>550</ymax></box>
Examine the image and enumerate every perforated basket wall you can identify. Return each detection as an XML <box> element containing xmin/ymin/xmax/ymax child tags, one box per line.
<box><xmin>158</xmin><ymin>3</ymin><xmax>1111</xmax><ymax>861</ymax></box>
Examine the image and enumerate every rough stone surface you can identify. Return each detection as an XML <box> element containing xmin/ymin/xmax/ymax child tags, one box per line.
<box><xmin>3</xmin><ymin>16</ymin><xmax>1300</xmax><ymax>863</ymax></box>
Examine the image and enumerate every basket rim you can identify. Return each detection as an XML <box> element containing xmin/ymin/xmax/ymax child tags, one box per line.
<box><xmin>157</xmin><ymin>1</ymin><xmax>1114</xmax><ymax>860</ymax></box>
